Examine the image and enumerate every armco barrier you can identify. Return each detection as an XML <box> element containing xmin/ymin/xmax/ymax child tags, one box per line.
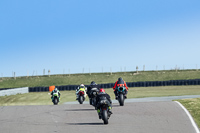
<box><xmin>0</xmin><ymin>87</ymin><xmax>29</xmax><ymax>96</ymax></box>
<box><xmin>20</xmin><ymin>79</ymin><xmax>200</xmax><ymax>92</ymax></box>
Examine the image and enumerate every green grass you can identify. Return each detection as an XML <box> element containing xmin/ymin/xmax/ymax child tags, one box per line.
<box><xmin>1</xmin><ymin>85</ymin><xmax>200</xmax><ymax>106</ymax></box>
<box><xmin>176</xmin><ymin>98</ymin><xmax>200</xmax><ymax>128</ymax></box>
<box><xmin>1</xmin><ymin>69</ymin><xmax>200</xmax><ymax>89</ymax></box>
<box><xmin>0</xmin><ymin>90</ymin><xmax>76</xmax><ymax>106</ymax></box>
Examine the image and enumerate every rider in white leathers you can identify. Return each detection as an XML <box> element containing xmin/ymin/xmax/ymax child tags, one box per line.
<box><xmin>76</xmin><ymin>84</ymin><xmax>87</xmax><ymax>100</ymax></box>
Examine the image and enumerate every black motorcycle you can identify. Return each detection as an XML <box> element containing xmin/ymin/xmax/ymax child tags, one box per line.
<box><xmin>98</xmin><ymin>99</ymin><xmax>111</xmax><ymax>124</ymax></box>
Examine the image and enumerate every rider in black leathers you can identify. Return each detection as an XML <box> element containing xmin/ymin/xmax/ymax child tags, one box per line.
<box><xmin>86</xmin><ymin>81</ymin><xmax>100</xmax><ymax>99</ymax></box>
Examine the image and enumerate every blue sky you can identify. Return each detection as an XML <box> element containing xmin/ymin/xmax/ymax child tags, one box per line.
<box><xmin>0</xmin><ymin>0</ymin><xmax>200</xmax><ymax>77</ymax></box>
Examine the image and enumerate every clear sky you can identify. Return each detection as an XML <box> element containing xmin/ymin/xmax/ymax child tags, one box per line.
<box><xmin>0</xmin><ymin>0</ymin><xmax>200</xmax><ymax>77</ymax></box>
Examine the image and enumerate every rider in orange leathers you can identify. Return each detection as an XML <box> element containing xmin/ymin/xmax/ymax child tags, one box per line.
<box><xmin>113</xmin><ymin>77</ymin><xmax>128</xmax><ymax>99</ymax></box>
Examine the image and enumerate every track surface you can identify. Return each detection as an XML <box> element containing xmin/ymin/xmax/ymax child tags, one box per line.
<box><xmin>0</xmin><ymin>101</ymin><xmax>198</xmax><ymax>133</ymax></box>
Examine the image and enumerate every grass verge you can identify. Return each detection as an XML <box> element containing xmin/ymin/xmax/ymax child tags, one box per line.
<box><xmin>1</xmin><ymin>85</ymin><xmax>200</xmax><ymax>106</ymax></box>
<box><xmin>176</xmin><ymin>98</ymin><xmax>200</xmax><ymax>128</ymax></box>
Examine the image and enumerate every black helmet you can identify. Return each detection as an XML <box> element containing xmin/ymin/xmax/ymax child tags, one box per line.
<box><xmin>118</xmin><ymin>77</ymin><xmax>123</xmax><ymax>81</ymax></box>
<box><xmin>91</xmin><ymin>81</ymin><xmax>96</xmax><ymax>85</ymax></box>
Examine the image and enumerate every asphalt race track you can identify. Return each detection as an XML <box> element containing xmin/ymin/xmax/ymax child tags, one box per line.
<box><xmin>0</xmin><ymin>101</ymin><xmax>198</xmax><ymax>133</ymax></box>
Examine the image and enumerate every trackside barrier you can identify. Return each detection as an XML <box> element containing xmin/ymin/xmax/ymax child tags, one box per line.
<box><xmin>9</xmin><ymin>79</ymin><xmax>200</xmax><ymax>92</ymax></box>
<box><xmin>0</xmin><ymin>87</ymin><xmax>29</xmax><ymax>96</ymax></box>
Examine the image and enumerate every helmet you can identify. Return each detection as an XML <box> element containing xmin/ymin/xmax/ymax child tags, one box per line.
<box><xmin>118</xmin><ymin>77</ymin><xmax>123</xmax><ymax>81</ymax></box>
<box><xmin>80</xmin><ymin>84</ymin><xmax>84</xmax><ymax>87</ymax></box>
<box><xmin>91</xmin><ymin>81</ymin><xmax>96</xmax><ymax>85</ymax></box>
<box><xmin>54</xmin><ymin>88</ymin><xmax>58</xmax><ymax>92</ymax></box>
<box><xmin>99</xmin><ymin>88</ymin><xmax>105</xmax><ymax>93</ymax></box>
<box><xmin>80</xmin><ymin>84</ymin><xmax>84</xmax><ymax>89</ymax></box>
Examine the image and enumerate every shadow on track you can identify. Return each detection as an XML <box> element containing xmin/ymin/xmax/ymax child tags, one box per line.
<box><xmin>67</xmin><ymin>123</ymin><xmax>103</xmax><ymax>125</ymax></box>
<box><xmin>65</xmin><ymin>109</ymin><xmax>95</xmax><ymax>111</ymax></box>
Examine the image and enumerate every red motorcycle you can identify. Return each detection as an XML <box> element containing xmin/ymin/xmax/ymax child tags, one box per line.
<box><xmin>78</xmin><ymin>91</ymin><xmax>85</xmax><ymax>104</ymax></box>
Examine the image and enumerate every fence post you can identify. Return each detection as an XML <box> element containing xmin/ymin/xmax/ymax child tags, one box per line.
<box><xmin>14</xmin><ymin>72</ymin><xmax>16</xmax><ymax>80</ymax></box>
<box><xmin>48</xmin><ymin>70</ymin><xmax>50</xmax><ymax>77</ymax></box>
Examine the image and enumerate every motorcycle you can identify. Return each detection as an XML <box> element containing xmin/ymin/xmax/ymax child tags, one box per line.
<box><xmin>89</xmin><ymin>88</ymin><xmax>98</xmax><ymax>106</ymax></box>
<box><xmin>98</xmin><ymin>99</ymin><xmax>111</xmax><ymax>124</ymax></box>
<box><xmin>78</xmin><ymin>91</ymin><xmax>85</xmax><ymax>104</ymax></box>
<box><xmin>52</xmin><ymin>92</ymin><xmax>60</xmax><ymax>105</ymax></box>
<box><xmin>117</xmin><ymin>85</ymin><xmax>126</xmax><ymax>106</ymax></box>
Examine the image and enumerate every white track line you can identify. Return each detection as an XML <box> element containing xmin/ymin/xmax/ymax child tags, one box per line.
<box><xmin>175</xmin><ymin>101</ymin><xmax>200</xmax><ymax>133</ymax></box>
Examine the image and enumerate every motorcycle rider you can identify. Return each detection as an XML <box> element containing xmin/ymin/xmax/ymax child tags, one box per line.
<box><xmin>113</xmin><ymin>77</ymin><xmax>128</xmax><ymax>99</ymax></box>
<box><xmin>87</xmin><ymin>81</ymin><xmax>101</xmax><ymax>104</ymax></box>
<box><xmin>75</xmin><ymin>84</ymin><xmax>87</xmax><ymax>100</ymax></box>
<box><xmin>51</xmin><ymin>88</ymin><xmax>61</xmax><ymax>101</ymax></box>
<box><xmin>96</xmin><ymin>88</ymin><xmax>113</xmax><ymax>119</ymax></box>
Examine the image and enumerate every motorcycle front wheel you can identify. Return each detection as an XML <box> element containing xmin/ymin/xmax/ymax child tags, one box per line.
<box><xmin>54</xmin><ymin>98</ymin><xmax>58</xmax><ymax>105</ymax></box>
<box><xmin>79</xmin><ymin>96</ymin><xmax>84</xmax><ymax>104</ymax></box>
<box><xmin>119</xmin><ymin>94</ymin><xmax>124</xmax><ymax>106</ymax></box>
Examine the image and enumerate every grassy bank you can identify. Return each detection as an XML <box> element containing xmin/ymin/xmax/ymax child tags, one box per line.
<box><xmin>0</xmin><ymin>70</ymin><xmax>200</xmax><ymax>89</ymax></box>
<box><xmin>1</xmin><ymin>85</ymin><xmax>200</xmax><ymax>106</ymax></box>
<box><xmin>176</xmin><ymin>98</ymin><xmax>200</xmax><ymax>128</ymax></box>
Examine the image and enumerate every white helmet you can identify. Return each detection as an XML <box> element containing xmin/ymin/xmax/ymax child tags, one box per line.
<box><xmin>80</xmin><ymin>84</ymin><xmax>84</xmax><ymax>87</ymax></box>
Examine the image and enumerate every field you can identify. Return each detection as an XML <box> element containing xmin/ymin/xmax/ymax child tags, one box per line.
<box><xmin>1</xmin><ymin>69</ymin><xmax>200</xmax><ymax>89</ymax></box>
